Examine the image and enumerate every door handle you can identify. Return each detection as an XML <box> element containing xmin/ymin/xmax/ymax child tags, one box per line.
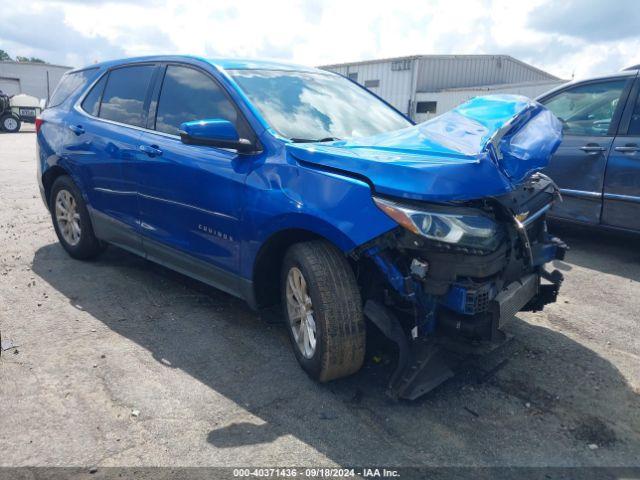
<box><xmin>614</xmin><ymin>144</ymin><xmax>639</xmax><ymax>153</ymax></box>
<box><xmin>138</xmin><ymin>144</ymin><xmax>163</xmax><ymax>157</ymax></box>
<box><xmin>68</xmin><ymin>124</ymin><xmax>85</xmax><ymax>135</ymax></box>
<box><xmin>579</xmin><ymin>144</ymin><xmax>605</xmax><ymax>154</ymax></box>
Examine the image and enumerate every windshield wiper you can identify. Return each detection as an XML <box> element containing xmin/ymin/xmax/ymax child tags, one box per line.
<box><xmin>290</xmin><ymin>137</ymin><xmax>341</xmax><ymax>143</ymax></box>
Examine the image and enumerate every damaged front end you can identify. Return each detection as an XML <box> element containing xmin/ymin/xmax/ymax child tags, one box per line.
<box><xmin>286</xmin><ymin>94</ymin><xmax>566</xmax><ymax>399</ymax></box>
<box><xmin>339</xmin><ymin>95</ymin><xmax>567</xmax><ymax>400</ymax></box>
<box><xmin>353</xmin><ymin>173</ymin><xmax>567</xmax><ymax>399</ymax></box>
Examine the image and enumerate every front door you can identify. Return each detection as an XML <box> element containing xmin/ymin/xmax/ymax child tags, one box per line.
<box><xmin>539</xmin><ymin>78</ymin><xmax>632</xmax><ymax>224</ymax></box>
<box><xmin>135</xmin><ymin>64</ymin><xmax>256</xmax><ymax>282</ymax></box>
<box><xmin>602</xmin><ymin>78</ymin><xmax>640</xmax><ymax>231</ymax></box>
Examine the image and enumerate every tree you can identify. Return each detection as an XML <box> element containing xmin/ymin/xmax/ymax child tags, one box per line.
<box><xmin>15</xmin><ymin>56</ymin><xmax>45</xmax><ymax>63</ymax></box>
<box><xmin>0</xmin><ymin>49</ymin><xmax>12</xmax><ymax>61</ymax></box>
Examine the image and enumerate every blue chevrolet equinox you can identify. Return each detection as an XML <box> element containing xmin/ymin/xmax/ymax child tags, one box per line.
<box><xmin>37</xmin><ymin>56</ymin><xmax>567</xmax><ymax>399</ymax></box>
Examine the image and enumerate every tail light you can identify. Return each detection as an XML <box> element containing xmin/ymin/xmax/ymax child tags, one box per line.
<box><xmin>35</xmin><ymin>117</ymin><xmax>44</xmax><ymax>133</ymax></box>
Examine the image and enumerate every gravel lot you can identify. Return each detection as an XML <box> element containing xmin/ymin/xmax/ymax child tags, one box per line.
<box><xmin>1</xmin><ymin>129</ymin><xmax>639</xmax><ymax>469</ymax></box>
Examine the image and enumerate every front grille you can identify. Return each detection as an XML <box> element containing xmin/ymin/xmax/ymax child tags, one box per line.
<box><xmin>443</xmin><ymin>281</ymin><xmax>497</xmax><ymax>315</ymax></box>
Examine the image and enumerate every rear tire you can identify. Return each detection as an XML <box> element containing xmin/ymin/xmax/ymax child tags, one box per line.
<box><xmin>1</xmin><ymin>114</ymin><xmax>20</xmax><ymax>133</ymax></box>
<box><xmin>50</xmin><ymin>175</ymin><xmax>105</xmax><ymax>260</ymax></box>
<box><xmin>281</xmin><ymin>240</ymin><xmax>366</xmax><ymax>382</ymax></box>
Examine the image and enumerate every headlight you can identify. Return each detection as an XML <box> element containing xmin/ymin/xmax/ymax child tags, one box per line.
<box><xmin>373</xmin><ymin>196</ymin><xmax>503</xmax><ymax>251</ymax></box>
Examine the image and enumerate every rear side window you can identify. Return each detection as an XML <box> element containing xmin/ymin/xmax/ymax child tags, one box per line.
<box><xmin>154</xmin><ymin>65</ymin><xmax>241</xmax><ymax>136</ymax></box>
<box><xmin>48</xmin><ymin>68</ymin><xmax>97</xmax><ymax>108</ymax></box>
<box><xmin>99</xmin><ymin>65</ymin><xmax>155</xmax><ymax>127</ymax></box>
<box><xmin>81</xmin><ymin>75</ymin><xmax>107</xmax><ymax>116</ymax></box>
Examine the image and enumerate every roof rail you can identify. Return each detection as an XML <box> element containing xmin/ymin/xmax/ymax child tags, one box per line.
<box><xmin>622</xmin><ymin>64</ymin><xmax>640</xmax><ymax>71</ymax></box>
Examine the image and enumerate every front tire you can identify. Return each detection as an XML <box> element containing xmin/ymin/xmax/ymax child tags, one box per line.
<box><xmin>281</xmin><ymin>240</ymin><xmax>366</xmax><ymax>382</ymax></box>
<box><xmin>50</xmin><ymin>175</ymin><xmax>105</xmax><ymax>260</ymax></box>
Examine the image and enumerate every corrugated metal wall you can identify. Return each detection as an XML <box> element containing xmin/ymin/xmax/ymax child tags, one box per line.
<box><xmin>0</xmin><ymin>62</ymin><xmax>71</xmax><ymax>101</ymax></box>
<box><xmin>322</xmin><ymin>55</ymin><xmax>559</xmax><ymax>120</ymax></box>
<box><xmin>415</xmin><ymin>56</ymin><xmax>556</xmax><ymax>92</ymax></box>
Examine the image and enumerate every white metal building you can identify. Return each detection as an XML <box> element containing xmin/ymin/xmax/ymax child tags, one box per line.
<box><xmin>414</xmin><ymin>79</ymin><xmax>566</xmax><ymax>122</ymax></box>
<box><xmin>321</xmin><ymin>55</ymin><xmax>566</xmax><ymax>121</ymax></box>
<box><xmin>0</xmin><ymin>61</ymin><xmax>72</xmax><ymax>103</ymax></box>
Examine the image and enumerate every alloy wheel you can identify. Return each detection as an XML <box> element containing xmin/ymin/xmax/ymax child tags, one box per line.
<box><xmin>285</xmin><ymin>266</ymin><xmax>317</xmax><ymax>359</ymax></box>
<box><xmin>55</xmin><ymin>189</ymin><xmax>81</xmax><ymax>246</ymax></box>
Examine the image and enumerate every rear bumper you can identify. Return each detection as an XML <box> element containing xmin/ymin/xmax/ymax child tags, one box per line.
<box><xmin>35</xmin><ymin>142</ymin><xmax>49</xmax><ymax>210</ymax></box>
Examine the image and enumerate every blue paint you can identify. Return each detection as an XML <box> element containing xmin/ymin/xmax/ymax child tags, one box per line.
<box><xmin>442</xmin><ymin>285</ymin><xmax>470</xmax><ymax>314</ymax></box>
<box><xmin>363</xmin><ymin>247</ymin><xmax>436</xmax><ymax>333</ymax></box>
<box><xmin>288</xmin><ymin>95</ymin><xmax>562</xmax><ymax>202</ymax></box>
<box><xmin>413</xmin><ymin>282</ymin><xmax>437</xmax><ymax>334</ymax></box>
<box><xmin>364</xmin><ymin>247</ymin><xmax>408</xmax><ymax>296</ymax></box>
<box><xmin>180</xmin><ymin>119</ymin><xmax>239</xmax><ymax>141</ymax></box>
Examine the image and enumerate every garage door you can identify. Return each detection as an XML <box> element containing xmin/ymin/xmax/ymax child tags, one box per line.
<box><xmin>0</xmin><ymin>78</ymin><xmax>21</xmax><ymax>96</ymax></box>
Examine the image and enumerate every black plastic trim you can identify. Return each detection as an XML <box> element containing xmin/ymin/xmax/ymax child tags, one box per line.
<box><xmin>88</xmin><ymin>207</ymin><xmax>256</xmax><ymax>308</ymax></box>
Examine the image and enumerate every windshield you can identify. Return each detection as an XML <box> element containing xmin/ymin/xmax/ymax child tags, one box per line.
<box><xmin>229</xmin><ymin>69</ymin><xmax>412</xmax><ymax>141</ymax></box>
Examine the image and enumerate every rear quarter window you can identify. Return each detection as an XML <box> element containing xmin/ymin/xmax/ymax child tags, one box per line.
<box><xmin>81</xmin><ymin>75</ymin><xmax>107</xmax><ymax>117</ymax></box>
<box><xmin>47</xmin><ymin>68</ymin><xmax>97</xmax><ymax>108</ymax></box>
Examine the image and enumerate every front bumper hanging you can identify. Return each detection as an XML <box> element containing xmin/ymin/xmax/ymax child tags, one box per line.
<box><xmin>359</xmin><ymin>212</ymin><xmax>566</xmax><ymax>400</ymax></box>
<box><xmin>364</xmin><ymin>267</ymin><xmax>563</xmax><ymax>400</ymax></box>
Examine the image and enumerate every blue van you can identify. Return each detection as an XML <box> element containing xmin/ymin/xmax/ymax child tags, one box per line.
<box><xmin>37</xmin><ymin>56</ymin><xmax>566</xmax><ymax>399</ymax></box>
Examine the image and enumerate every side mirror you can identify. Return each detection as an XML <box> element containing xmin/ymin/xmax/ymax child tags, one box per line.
<box><xmin>179</xmin><ymin>119</ymin><xmax>255</xmax><ymax>153</ymax></box>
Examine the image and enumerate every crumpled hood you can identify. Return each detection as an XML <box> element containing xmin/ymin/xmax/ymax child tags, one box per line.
<box><xmin>286</xmin><ymin>94</ymin><xmax>562</xmax><ymax>202</ymax></box>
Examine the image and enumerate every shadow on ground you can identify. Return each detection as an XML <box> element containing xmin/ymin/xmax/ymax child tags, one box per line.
<box><xmin>549</xmin><ymin>222</ymin><xmax>640</xmax><ymax>282</ymax></box>
<box><xmin>30</xmin><ymin>230</ymin><xmax>640</xmax><ymax>466</ymax></box>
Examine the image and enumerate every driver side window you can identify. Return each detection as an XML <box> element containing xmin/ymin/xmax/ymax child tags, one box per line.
<box><xmin>154</xmin><ymin>65</ymin><xmax>251</xmax><ymax>139</ymax></box>
<box><xmin>542</xmin><ymin>80</ymin><xmax>627</xmax><ymax>136</ymax></box>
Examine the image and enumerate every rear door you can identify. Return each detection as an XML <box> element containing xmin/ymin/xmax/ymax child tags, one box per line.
<box><xmin>135</xmin><ymin>63</ymin><xmax>256</xmax><ymax>281</ymax></box>
<box><xmin>539</xmin><ymin>77</ymin><xmax>633</xmax><ymax>223</ymax></box>
<box><xmin>602</xmin><ymin>76</ymin><xmax>640</xmax><ymax>231</ymax></box>
<box><xmin>72</xmin><ymin>64</ymin><xmax>158</xmax><ymax>252</ymax></box>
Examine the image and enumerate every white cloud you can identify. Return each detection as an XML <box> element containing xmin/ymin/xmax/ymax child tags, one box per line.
<box><xmin>0</xmin><ymin>0</ymin><xmax>637</xmax><ymax>79</ymax></box>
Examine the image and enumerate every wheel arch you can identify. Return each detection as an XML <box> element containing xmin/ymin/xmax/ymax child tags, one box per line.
<box><xmin>42</xmin><ymin>165</ymin><xmax>71</xmax><ymax>208</ymax></box>
<box><xmin>252</xmin><ymin>228</ymin><xmax>344</xmax><ymax>309</ymax></box>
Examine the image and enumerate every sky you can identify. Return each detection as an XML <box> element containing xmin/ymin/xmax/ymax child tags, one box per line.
<box><xmin>1</xmin><ymin>0</ymin><xmax>639</xmax><ymax>81</ymax></box>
